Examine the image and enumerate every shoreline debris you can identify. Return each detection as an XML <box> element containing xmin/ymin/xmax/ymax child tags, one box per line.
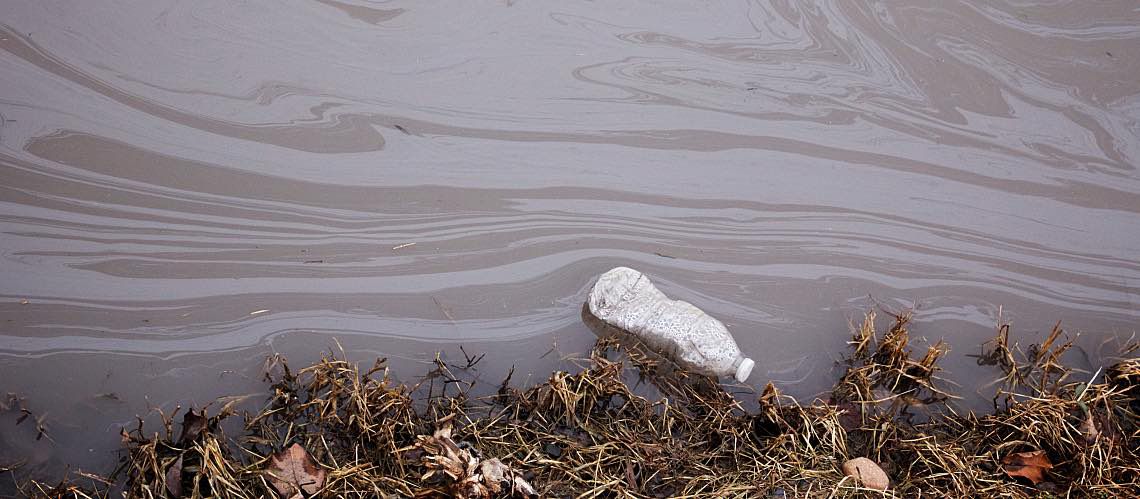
<box><xmin>4</xmin><ymin>311</ymin><xmax>1138</xmax><ymax>498</ymax></box>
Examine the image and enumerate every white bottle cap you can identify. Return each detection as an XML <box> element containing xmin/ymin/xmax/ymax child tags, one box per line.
<box><xmin>735</xmin><ymin>358</ymin><xmax>755</xmax><ymax>383</ymax></box>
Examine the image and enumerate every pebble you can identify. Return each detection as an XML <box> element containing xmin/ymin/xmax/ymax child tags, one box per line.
<box><xmin>842</xmin><ymin>457</ymin><xmax>889</xmax><ymax>490</ymax></box>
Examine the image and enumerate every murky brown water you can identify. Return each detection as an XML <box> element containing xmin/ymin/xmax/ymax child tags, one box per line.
<box><xmin>2</xmin><ymin>0</ymin><xmax>1140</xmax><ymax>480</ymax></box>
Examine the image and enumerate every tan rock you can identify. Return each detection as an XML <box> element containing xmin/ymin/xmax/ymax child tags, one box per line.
<box><xmin>842</xmin><ymin>457</ymin><xmax>889</xmax><ymax>490</ymax></box>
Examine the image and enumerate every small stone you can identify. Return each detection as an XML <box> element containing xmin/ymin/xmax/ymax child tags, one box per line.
<box><xmin>842</xmin><ymin>457</ymin><xmax>889</xmax><ymax>490</ymax></box>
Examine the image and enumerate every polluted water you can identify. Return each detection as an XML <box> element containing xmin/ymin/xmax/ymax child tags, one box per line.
<box><xmin>1</xmin><ymin>0</ymin><xmax>1139</xmax><ymax>492</ymax></box>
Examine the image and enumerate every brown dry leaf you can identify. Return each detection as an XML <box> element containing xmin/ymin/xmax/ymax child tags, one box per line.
<box><xmin>409</xmin><ymin>423</ymin><xmax>537</xmax><ymax>499</ymax></box>
<box><xmin>418</xmin><ymin>436</ymin><xmax>472</xmax><ymax>482</ymax></box>
<box><xmin>165</xmin><ymin>454</ymin><xmax>183</xmax><ymax>498</ymax></box>
<box><xmin>479</xmin><ymin>458</ymin><xmax>507</xmax><ymax>495</ymax></box>
<box><xmin>1002</xmin><ymin>449</ymin><xmax>1053</xmax><ymax>485</ymax></box>
<box><xmin>511</xmin><ymin>475</ymin><xmax>538</xmax><ymax>497</ymax></box>
<box><xmin>265</xmin><ymin>443</ymin><xmax>326</xmax><ymax>499</ymax></box>
<box><xmin>477</xmin><ymin>458</ymin><xmax>538</xmax><ymax>497</ymax></box>
<box><xmin>177</xmin><ymin>408</ymin><xmax>208</xmax><ymax>444</ymax></box>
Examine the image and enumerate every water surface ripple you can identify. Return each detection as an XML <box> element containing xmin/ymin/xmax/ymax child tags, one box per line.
<box><xmin>1</xmin><ymin>0</ymin><xmax>1139</xmax><ymax>475</ymax></box>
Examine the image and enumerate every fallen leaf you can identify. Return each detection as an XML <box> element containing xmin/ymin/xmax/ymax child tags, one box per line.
<box><xmin>409</xmin><ymin>422</ymin><xmax>537</xmax><ymax>499</ymax></box>
<box><xmin>480</xmin><ymin>459</ymin><xmax>507</xmax><ymax>495</ymax></box>
<box><xmin>265</xmin><ymin>443</ymin><xmax>326</xmax><ymax>499</ymax></box>
<box><xmin>511</xmin><ymin>475</ymin><xmax>538</xmax><ymax>497</ymax></box>
<box><xmin>1002</xmin><ymin>449</ymin><xmax>1053</xmax><ymax>485</ymax></box>
<box><xmin>178</xmin><ymin>408</ymin><xmax>208</xmax><ymax>444</ymax></box>
<box><xmin>418</xmin><ymin>427</ymin><xmax>474</xmax><ymax>482</ymax></box>
<box><xmin>165</xmin><ymin>455</ymin><xmax>183</xmax><ymax>498</ymax></box>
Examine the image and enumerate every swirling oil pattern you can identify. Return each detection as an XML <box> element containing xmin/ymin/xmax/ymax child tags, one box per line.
<box><xmin>1</xmin><ymin>0</ymin><xmax>1139</xmax><ymax>477</ymax></box>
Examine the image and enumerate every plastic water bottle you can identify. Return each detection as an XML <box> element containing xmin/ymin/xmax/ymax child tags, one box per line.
<box><xmin>587</xmin><ymin>266</ymin><xmax>755</xmax><ymax>383</ymax></box>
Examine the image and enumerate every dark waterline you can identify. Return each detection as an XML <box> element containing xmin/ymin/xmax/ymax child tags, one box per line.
<box><xmin>1</xmin><ymin>0</ymin><xmax>1139</xmax><ymax>479</ymax></box>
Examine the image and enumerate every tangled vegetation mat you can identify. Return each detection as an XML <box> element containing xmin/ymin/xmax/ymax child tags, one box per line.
<box><xmin>7</xmin><ymin>311</ymin><xmax>1140</xmax><ymax>498</ymax></box>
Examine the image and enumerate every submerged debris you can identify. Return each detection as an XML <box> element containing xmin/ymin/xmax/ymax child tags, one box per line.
<box><xmin>7</xmin><ymin>311</ymin><xmax>1140</xmax><ymax>498</ymax></box>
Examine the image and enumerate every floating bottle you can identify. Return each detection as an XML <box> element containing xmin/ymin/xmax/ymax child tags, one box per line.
<box><xmin>587</xmin><ymin>266</ymin><xmax>754</xmax><ymax>382</ymax></box>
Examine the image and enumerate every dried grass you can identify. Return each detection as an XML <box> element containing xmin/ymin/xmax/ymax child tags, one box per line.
<box><xmin>11</xmin><ymin>312</ymin><xmax>1140</xmax><ymax>498</ymax></box>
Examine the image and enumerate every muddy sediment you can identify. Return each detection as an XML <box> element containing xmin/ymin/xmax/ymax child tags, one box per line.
<box><xmin>8</xmin><ymin>312</ymin><xmax>1138</xmax><ymax>498</ymax></box>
